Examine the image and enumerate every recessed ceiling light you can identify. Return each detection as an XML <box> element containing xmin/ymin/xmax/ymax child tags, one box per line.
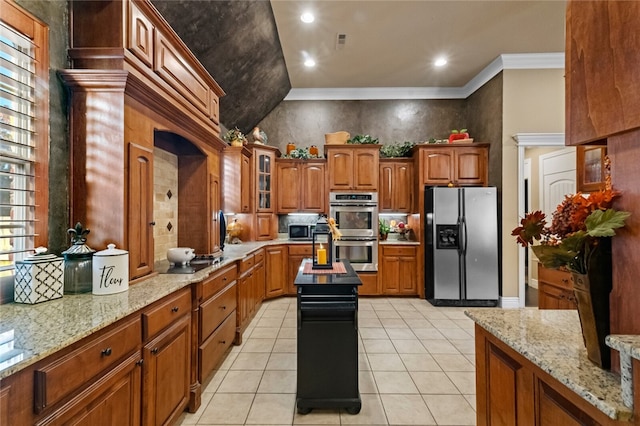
<box><xmin>304</xmin><ymin>58</ymin><xmax>316</xmax><ymax>68</ymax></box>
<box><xmin>301</xmin><ymin>12</ymin><xmax>315</xmax><ymax>23</ymax></box>
<box><xmin>434</xmin><ymin>57</ymin><xmax>448</xmax><ymax>67</ymax></box>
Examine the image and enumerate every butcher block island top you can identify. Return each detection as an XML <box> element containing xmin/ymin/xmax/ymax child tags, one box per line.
<box><xmin>466</xmin><ymin>308</ymin><xmax>631</xmax><ymax>421</ymax></box>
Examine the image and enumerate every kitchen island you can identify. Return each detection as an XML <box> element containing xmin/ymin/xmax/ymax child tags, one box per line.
<box><xmin>294</xmin><ymin>259</ymin><xmax>362</xmax><ymax>415</ymax></box>
<box><xmin>466</xmin><ymin>308</ymin><xmax>635</xmax><ymax>425</ymax></box>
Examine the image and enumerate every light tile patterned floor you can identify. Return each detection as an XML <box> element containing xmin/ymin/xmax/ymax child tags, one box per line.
<box><xmin>176</xmin><ymin>297</ymin><xmax>477</xmax><ymax>426</ymax></box>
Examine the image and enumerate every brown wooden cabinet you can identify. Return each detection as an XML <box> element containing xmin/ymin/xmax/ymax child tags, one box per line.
<box><xmin>379</xmin><ymin>159</ymin><xmax>413</xmax><ymax>213</ymax></box>
<box><xmin>222</xmin><ymin>146</ymin><xmax>252</xmax><ymax>213</ymax></box>
<box><xmin>128</xmin><ymin>143</ymin><xmax>154</xmax><ymax>280</ymax></box>
<box><xmin>475</xmin><ymin>324</ymin><xmax>616</xmax><ymax>426</ymax></box>
<box><xmin>565</xmin><ymin>1</ymin><xmax>640</xmax><ymax>146</ymax></box>
<box><xmin>379</xmin><ymin>245</ymin><xmax>418</xmax><ymax>295</ymax></box>
<box><xmin>265</xmin><ymin>245</ymin><xmax>287</xmax><ymax>299</ymax></box>
<box><xmin>276</xmin><ymin>160</ymin><xmax>327</xmax><ymax>213</ymax></box>
<box><xmin>196</xmin><ymin>263</ymin><xmax>237</xmax><ymax>383</ymax></box>
<box><xmin>287</xmin><ymin>244</ymin><xmax>312</xmax><ymax>294</ymax></box>
<box><xmin>358</xmin><ymin>272</ymin><xmax>379</xmax><ymax>296</ymax></box>
<box><xmin>577</xmin><ymin>145</ymin><xmax>607</xmax><ymax>193</ymax></box>
<box><xmin>417</xmin><ymin>145</ymin><xmax>488</xmax><ymax>187</ymax></box>
<box><xmin>37</xmin><ymin>352</ymin><xmax>143</xmax><ymax>426</ymax></box>
<box><xmin>325</xmin><ymin>145</ymin><xmax>380</xmax><ymax>191</ymax></box>
<box><xmin>537</xmin><ymin>265</ymin><xmax>576</xmax><ymax>310</ymax></box>
<box><xmin>141</xmin><ymin>289</ymin><xmax>192</xmax><ymax>426</ymax></box>
<box><xmin>64</xmin><ymin>0</ymin><xmax>227</xmax><ymax>283</ymax></box>
<box><xmin>236</xmin><ymin>250</ymin><xmax>266</xmax><ymax>341</ymax></box>
<box><xmin>250</xmin><ymin>145</ymin><xmax>280</xmax><ymax>240</ymax></box>
<box><xmin>142</xmin><ymin>315</ymin><xmax>191</xmax><ymax>426</ymax></box>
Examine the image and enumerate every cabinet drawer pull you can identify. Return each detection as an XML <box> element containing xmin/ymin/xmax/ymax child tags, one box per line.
<box><xmin>219</xmin><ymin>305</ymin><xmax>226</xmax><ymax>310</ymax></box>
<box><xmin>219</xmin><ymin>340</ymin><xmax>226</xmax><ymax>344</ymax></box>
<box><xmin>101</xmin><ymin>347</ymin><xmax>112</xmax><ymax>357</ymax></box>
<box><xmin>171</xmin><ymin>306</ymin><xmax>179</xmax><ymax>313</ymax></box>
<box><xmin>151</xmin><ymin>347</ymin><xmax>159</xmax><ymax>355</ymax></box>
<box><xmin>150</xmin><ymin>221</ymin><xmax>156</xmax><ymax>226</ymax></box>
<box><xmin>561</xmin><ymin>279</ymin><xmax>569</xmax><ymax>284</ymax></box>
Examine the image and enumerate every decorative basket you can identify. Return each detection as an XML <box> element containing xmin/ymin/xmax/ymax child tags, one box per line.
<box><xmin>324</xmin><ymin>131</ymin><xmax>350</xmax><ymax>145</ymax></box>
<box><xmin>14</xmin><ymin>247</ymin><xmax>64</xmax><ymax>304</ymax></box>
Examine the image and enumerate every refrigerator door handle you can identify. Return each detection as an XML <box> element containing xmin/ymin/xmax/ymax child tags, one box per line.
<box><xmin>461</xmin><ymin>216</ymin><xmax>468</xmax><ymax>255</ymax></box>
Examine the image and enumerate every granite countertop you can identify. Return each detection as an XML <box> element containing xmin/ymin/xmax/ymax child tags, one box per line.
<box><xmin>0</xmin><ymin>241</ymin><xmax>273</xmax><ymax>379</ymax></box>
<box><xmin>465</xmin><ymin>308</ymin><xmax>631</xmax><ymax>421</ymax></box>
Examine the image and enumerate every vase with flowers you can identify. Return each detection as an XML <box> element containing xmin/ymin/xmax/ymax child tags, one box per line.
<box><xmin>512</xmin><ymin>187</ymin><xmax>630</xmax><ymax>368</ymax></box>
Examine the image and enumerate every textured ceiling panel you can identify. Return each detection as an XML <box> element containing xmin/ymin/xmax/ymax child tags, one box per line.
<box><xmin>151</xmin><ymin>0</ymin><xmax>291</xmax><ymax>134</ymax></box>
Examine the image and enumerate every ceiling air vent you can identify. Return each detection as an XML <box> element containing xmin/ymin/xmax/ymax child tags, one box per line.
<box><xmin>335</xmin><ymin>33</ymin><xmax>347</xmax><ymax>50</ymax></box>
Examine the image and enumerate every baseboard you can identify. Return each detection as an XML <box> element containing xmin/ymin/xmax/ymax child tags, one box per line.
<box><xmin>500</xmin><ymin>297</ymin><xmax>521</xmax><ymax>309</ymax></box>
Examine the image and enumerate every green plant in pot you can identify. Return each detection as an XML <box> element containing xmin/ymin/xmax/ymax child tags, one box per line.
<box><xmin>380</xmin><ymin>141</ymin><xmax>415</xmax><ymax>158</ymax></box>
<box><xmin>224</xmin><ymin>127</ymin><xmax>247</xmax><ymax>146</ymax></box>
<box><xmin>347</xmin><ymin>134</ymin><xmax>379</xmax><ymax>144</ymax></box>
<box><xmin>379</xmin><ymin>218</ymin><xmax>391</xmax><ymax>240</ymax></box>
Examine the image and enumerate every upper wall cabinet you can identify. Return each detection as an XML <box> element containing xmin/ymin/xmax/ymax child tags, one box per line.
<box><xmin>69</xmin><ymin>0</ymin><xmax>225</xmax><ymax>138</ymax></box>
<box><xmin>565</xmin><ymin>1</ymin><xmax>640</xmax><ymax>145</ymax></box>
<box><xmin>415</xmin><ymin>144</ymin><xmax>488</xmax><ymax>187</ymax></box>
<box><xmin>379</xmin><ymin>159</ymin><xmax>413</xmax><ymax>213</ymax></box>
<box><xmin>222</xmin><ymin>146</ymin><xmax>252</xmax><ymax>213</ymax></box>
<box><xmin>276</xmin><ymin>160</ymin><xmax>327</xmax><ymax>214</ymax></box>
<box><xmin>325</xmin><ymin>145</ymin><xmax>380</xmax><ymax>191</ymax></box>
<box><xmin>576</xmin><ymin>145</ymin><xmax>607</xmax><ymax>193</ymax></box>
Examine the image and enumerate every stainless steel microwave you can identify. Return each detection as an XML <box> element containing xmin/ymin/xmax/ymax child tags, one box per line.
<box><xmin>288</xmin><ymin>224</ymin><xmax>315</xmax><ymax>240</ymax></box>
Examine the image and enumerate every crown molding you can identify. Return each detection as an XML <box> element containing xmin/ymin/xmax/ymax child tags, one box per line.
<box><xmin>284</xmin><ymin>52</ymin><xmax>565</xmax><ymax>101</ymax></box>
<box><xmin>512</xmin><ymin>132</ymin><xmax>565</xmax><ymax>147</ymax></box>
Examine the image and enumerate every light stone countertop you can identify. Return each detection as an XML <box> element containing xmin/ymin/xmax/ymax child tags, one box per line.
<box><xmin>465</xmin><ymin>308</ymin><xmax>631</xmax><ymax>421</ymax></box>
<box><xmin>0</xmin><ymin>241</ymin><xmax>276</xmax><ymax>380</ymax></box>
<box><xmin>0</xmin><ymin>237</ymin><xmax>416</xmax><ymax>380</ymax></box>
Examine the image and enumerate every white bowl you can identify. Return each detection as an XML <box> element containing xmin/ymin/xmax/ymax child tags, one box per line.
<box><xmin>167</xmin><ymin>247</ymin><xmax>195</xmax><ymax>265</ymax></box>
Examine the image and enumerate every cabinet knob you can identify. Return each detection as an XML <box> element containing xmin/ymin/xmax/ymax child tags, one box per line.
<box><xmin>151</xmin><ymin>347</ymin><xmax>159</xmax><ymax>355</ymax></box>
<box><xmin>171</xmin><ymin>306</ymin><xmax>179</xmax><ymax>313</ymax></box>
<box><xmin>223</xmin><ymin>277</ymin><xmax>227</xmax><ymax>282</ymax></box>
<box><xmin>220</xmin><ymin>305</ymin><xmax>226</xmax><ymax>310</ymax></box>
<box><xmin>219</xmin><ymin>340</ymin><xmax>226</xmax><ymax>345</ymax></box>
<box><xmin>136</xmin><ymin>359</ymin><xmax>144</xmax><ymax>366</ymax></box>
<box><xmin>561</xmin><ymin>279</ymin><xmax>569</xmax><ymax>284</ymax></box>
<box><xmin>101</xmin><ymin>347</ymin><xmax>112</xmax><ymax>357</ymax></box>
<box><xmin>150</xmin><ymin>221</ymin><xmax>156</xmax><ymax>226</ymax></box>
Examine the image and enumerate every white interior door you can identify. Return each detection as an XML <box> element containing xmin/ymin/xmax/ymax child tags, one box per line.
<box><xmin>539</xmin><ymin>148</ymin><xmax>576</xmax><ymax>219</ymax></box>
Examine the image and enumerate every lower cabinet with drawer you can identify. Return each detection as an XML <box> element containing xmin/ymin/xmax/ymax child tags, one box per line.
<box><xmin>379</xmin><ymin>245</ymin><xmax>418</xmax><ymax>295</ymax></box>
<box><xmin>2</xmin><ymin>287</ymin><xmax>204</xmax><ymax>425</ymax></box>
<box><xmin>287</xmin><ymin>244</ymin><xmax>311</xmax><ymax>295</ymax></box>
<box><xmin>538</xmin><ymin>264</ymin><xmax>576</xmax><ymax>310</ymax></box>
<box><xmin>141</xmin><ymin>287</ymin><xmax>192</xmax><ymax>426</ymax></box>
<box><xmin>196</xmin><ymin>263</ymin><xmax>238</xmax><ymax>384</ymax></box>
<box><xmin>236</xmin><ymin>249</ymin><xmax>265</xmax><ymax>343</ymax></box>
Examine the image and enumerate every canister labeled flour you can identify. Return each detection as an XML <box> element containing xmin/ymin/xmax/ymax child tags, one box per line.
<box><xmin>92</xmin><ymin>244</ymin><xmax>129</xmax><ymax>295</ymax></box>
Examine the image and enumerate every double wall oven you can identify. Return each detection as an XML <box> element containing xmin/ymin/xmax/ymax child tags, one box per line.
<box><xmin>329</xmin><ymin>192</ymin><xmax>378</xmax><ymax>271</ymax></box>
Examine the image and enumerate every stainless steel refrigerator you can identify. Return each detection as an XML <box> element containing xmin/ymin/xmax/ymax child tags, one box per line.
<box><xmin>424</xmin><ymin>186</ymin><xmax>499</xmax><ymax>306</ymax></box>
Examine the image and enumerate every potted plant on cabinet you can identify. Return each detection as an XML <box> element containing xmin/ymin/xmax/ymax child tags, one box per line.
<box><xmin>379</xmin><ymin>218</ymin><xmax>391</xmax><ymax>241</ymax></box>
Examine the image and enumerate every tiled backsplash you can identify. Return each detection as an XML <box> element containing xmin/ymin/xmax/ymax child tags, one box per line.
<box><xmin>153</xmin><ymin>148</ymin><xmax>178</xmax><ymax>262</ymax></box>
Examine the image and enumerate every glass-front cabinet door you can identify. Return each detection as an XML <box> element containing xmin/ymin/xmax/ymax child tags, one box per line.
<box><xmin>577</xmin><ymin>145</ymin><xmax>607</xmax><ymax>193</ymax></box>
<box><xmin>253</xmin><ymin>146</ymin><xmax>278</xmax><ymax>212</ymax></box>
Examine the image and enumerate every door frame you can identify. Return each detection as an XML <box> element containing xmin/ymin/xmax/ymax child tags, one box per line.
<box><xmin>513</xmin><ymin>133</ymin><xmax>565</xmax><ymax>308</ymax></box>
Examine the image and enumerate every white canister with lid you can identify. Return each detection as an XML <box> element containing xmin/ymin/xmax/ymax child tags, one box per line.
<box><xmin>92</xmin><ymin>243</ymin><xmax>129</xmax><ymax>295</ymax></box>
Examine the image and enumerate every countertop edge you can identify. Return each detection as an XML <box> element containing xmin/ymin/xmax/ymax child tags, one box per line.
<box><xmin>465</xmin><ymin>309</ymin><xmax>632</xmax><ymax>421</ymax></box>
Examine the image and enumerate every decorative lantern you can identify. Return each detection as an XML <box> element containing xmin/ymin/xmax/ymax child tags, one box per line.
<box><xmin>312</xmin><ymin>217</ymin><xmax>333</xmax><ymax>270</ymax></box>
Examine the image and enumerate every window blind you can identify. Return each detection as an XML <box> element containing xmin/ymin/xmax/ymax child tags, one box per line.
<box><xmin>0</xmin><ymin>22</ymin><xmax>37</xmax><ymax>273</ymax></box>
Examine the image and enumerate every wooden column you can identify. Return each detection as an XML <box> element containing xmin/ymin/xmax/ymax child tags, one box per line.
<box><xmin>59</xmin><ymin>70</ymin><xmax>128</xmax><ymax>250</ymax></box>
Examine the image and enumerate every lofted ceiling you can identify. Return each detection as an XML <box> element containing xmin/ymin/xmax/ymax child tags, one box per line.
<box><xmin>151</xmin><ymin>0</ymin><xmax>566</xmax><ymax>133</ymax></box>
